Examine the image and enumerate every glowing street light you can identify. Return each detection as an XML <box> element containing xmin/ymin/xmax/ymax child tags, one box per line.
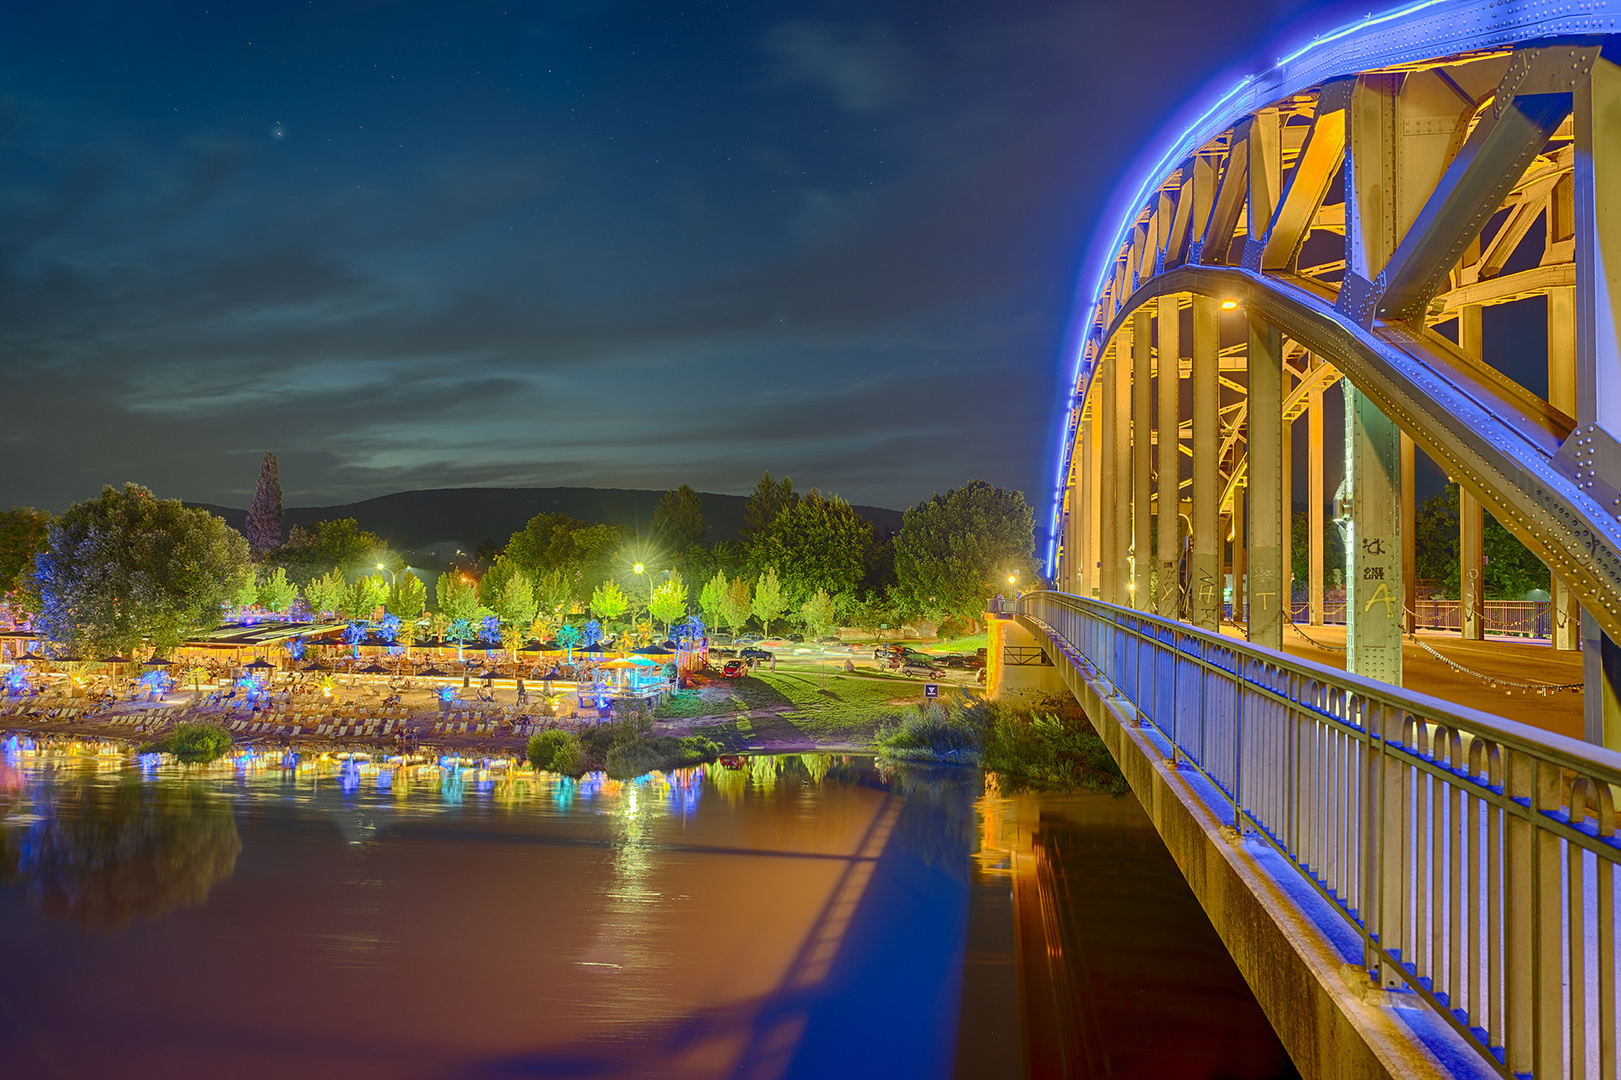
<box><xmin>1219</xmin><ymin>298</ymin><xmax>1238</xmax><ymax>310</ymax></box>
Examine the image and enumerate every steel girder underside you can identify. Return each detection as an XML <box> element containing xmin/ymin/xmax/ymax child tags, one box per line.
<box><xmin>1101</xmin><ymin>265</ymin><xmax>1621</xmax><ymax>645</ymax></box>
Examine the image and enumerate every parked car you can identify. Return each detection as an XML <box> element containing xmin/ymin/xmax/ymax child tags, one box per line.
<box><xmin>740</xmin><ymin>647</ymin><xmax>774</xmax><ymax>663</ymax></box>
<box><xmin>736</xmin><ymin>634</ymin><xmax>764</xmax><ymax>644</ymax></box>
<box><xmin>711</xmin><ymin>633</ymin><xmax>734</xmax><ymax>645</ymax></box>
<box><xmin>873</xmin><ymin>644</ymin><xmax>907</xmax><ymax>661</ymax></box>
<box><xmin>936</xmin><ymin>652</ymin><xmax>984</xmax><ymax>671</ymax></box>
<box><xmin>818</xmin><ymin>636</ymin><xmax>842</xmax><ymax>645</ymax></box>
<box><xmin>901</xmin><ymin>660</ymin><xmax>940</xmax><ymax>678</ymax></box>
<box><xmin>722</xmin><ymin>660</ymin><xmax>747</xmax><ymax>678</ymax></box>
<box><xmin>786</xmin><ymin>634</ymin><xmax>804</xmax><ymax>643</ymax></box>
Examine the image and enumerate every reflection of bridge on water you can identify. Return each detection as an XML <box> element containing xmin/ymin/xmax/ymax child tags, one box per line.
<box><xmin>1027</xmin><ymin>2</ymin><xmax>1621</xmax><ymax>1076</ymax></box>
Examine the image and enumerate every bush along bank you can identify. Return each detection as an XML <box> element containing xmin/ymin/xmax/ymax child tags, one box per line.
<box><xmin>528</xmin><ymin>705</ymin><xmax>721</xmax><ymax>781</ymax></box>
<box><xmin>138</xmin><ymin>722</ymin><xmax>234</xmax><ymax>765</ymax></box>
<box><xmin>874</xmin><ymin>695</ymin><xmax>1127</xmax><ymax>796</ymax></box>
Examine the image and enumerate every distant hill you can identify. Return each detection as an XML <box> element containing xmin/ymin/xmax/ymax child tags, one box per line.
<box><xmin>194</xmin><ymin>486</ymin><xmax>905</xmax><ymax>555</ymax></box>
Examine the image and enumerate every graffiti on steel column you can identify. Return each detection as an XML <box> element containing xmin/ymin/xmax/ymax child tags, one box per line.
<box><xmin>1252</xmin><ymin>565</ymin><xmax>1277</xmax><ymax>612</ymax></box>
<box><xmin>1358</xmin><ymin>536</ymin><xmax>1399</xmax><ymax>618</ymax></box>
<box><xmin>1195</xmin><ymin>567</ymin><xmax>1218</xmax><ymax>610</ymax></box>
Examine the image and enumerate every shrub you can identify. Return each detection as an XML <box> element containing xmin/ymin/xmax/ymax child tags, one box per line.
<box><xmin>874</xmin><ymin>700</ymin><xmax>990</xmax><ymax>763</ymax></box>
<box><xmin>604</xmin><ymin>735</ymin><xmax>721</xmax><ymax>780</ymax></box>
<box><xmin>551</xmin><ymin>738</ymin><xmax>586</xmax><ymax>778</ymax></box>
<box><xmin>140</xmin><ymin>722</ymin><xmax>233</xmax><ymax>765</ymax></box>
<box><xmin>527</xmin><ymin>730</ymin><xmax>577</xmax><ymax>772</ymax></box>
<box><xmin>983</xmin><ymin>712</ymin><xmax>1127</xmax><ymax>795</ymax></box>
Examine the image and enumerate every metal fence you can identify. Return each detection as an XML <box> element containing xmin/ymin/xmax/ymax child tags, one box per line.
<box><xmin>1018</xmin><ymin>590</ymin><xmax>1620</xmax><ymax>1080</ymax></box>
<box><xmin>1284</xmin><ymin>599</ymin><xmax>1555</xmax><ymax>638</ymax></box>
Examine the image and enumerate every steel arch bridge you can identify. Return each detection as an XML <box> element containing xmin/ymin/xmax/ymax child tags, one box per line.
<box><xmin>1046</xmin><ymin>1</ymin><xmax>1621</xmax><ymax>743</ymax></box>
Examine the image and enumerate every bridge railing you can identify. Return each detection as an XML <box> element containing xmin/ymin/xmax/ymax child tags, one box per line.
<box><xmin>1017</xmin><ymin>589</ymin><xmax>1621</xmax><ymax>1080</ymax></box>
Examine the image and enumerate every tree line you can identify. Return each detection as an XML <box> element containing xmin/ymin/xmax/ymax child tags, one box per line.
<box><xmin>0</xmin><ymin>455</ymin><xmax>1038</xmax><ymax>658</ymax></box>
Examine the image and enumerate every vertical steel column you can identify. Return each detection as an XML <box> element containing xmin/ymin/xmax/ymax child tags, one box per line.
<box><xmin>1157</xmin><ymin>294</ymin><xmax>1182</xmax><ymax>619</ymax></box>
<box><xmin>1548</xmin><ymin>284</ymin><xmax>1581</xmax><ymax>651</ymax></box>
<box><xmin>1100</xmin><ymin>337</ymin><xmax>1124</xmax><ymax>606</ymax></box>
<box><xmin>1346</xmin><ymin>385</ymin><xmax>1404</xmax><ymax>686</ymax></box>
<box><xmin>1192</xmin><ymin>297</ymin><xmax>1220</xmax><ymax>630</ymax></box>
<box><xmin>1308</xmin><ymin>365</ymin><xmax>1325</xmax><ymax>625</ymax></box>
<box><xmin>1232</xmin><ymin>489</ymin><xmax>1246</xmax><ymax>626</ymax></box>
<box><xmin>1248</xmin><ymin>317</ymin><xmax>1285</xmax><ymax>649</ymax></box>
<box><xmin>1400</xmin><ymin>434</ymin><xmax>1416</xmax><ymax>634</ymax></box>
<box><xmin>1574</xmin><ymin>49</ymin><xmax>1621</xmax><ymax>747</ymax></box>
<box><xmin>1458</xmin><ymin>305</ymin><xmax>1486</xmax><ymax>641</ymax></box>
<box><xmin>1133</xmin><ymin>308</ymin><xmax>1154</xmax><ymax>610</ymax></box>
<box><xmin>1086</xmin><ymin>394</ymin><xmax>1103</xmax><ymax>600</ymax></box>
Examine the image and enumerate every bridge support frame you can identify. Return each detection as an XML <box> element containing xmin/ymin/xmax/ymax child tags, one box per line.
<box><xmin>1458</xmin><ymin>304</ymin><xmax>1486</xmax><ymax>641</ymax></box>
<box><xmin>1346</xmin><ymin>386</ymin><xmax>1404</xmax><ymax>686</ymax></box>
<box><xmin>1133</xmin><ymin>308</ymin><xmax>1154</xmax><ymax>610</ymax></box>
<box><xmin>1192</xmin><ymin>295</ymin><xmax>1221</xmax><ymax>629</ymax></box>
<box><xmin>1248</xmin><ymin>316</ymin><xmax>1285</xmax><ymax>648</ymax></box>
<box><xmin>1157</xmin><ymin>293</ymin><xmax>1182</xmax><ymax>618</ymax></box>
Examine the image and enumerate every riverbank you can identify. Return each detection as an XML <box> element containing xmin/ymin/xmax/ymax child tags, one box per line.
<box><xmin>0</xmin><ymin>664</ymin><xmax>978</xmax><ymax>759</ymax></box>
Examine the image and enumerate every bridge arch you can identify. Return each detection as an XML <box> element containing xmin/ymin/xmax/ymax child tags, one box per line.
<box><xmin>1048</xmin><ymin>2</ymin><xmax>1621</xmax><ymax>739</ymax></box>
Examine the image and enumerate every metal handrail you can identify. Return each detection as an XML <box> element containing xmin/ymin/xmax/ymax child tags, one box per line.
<box><xmin>1017</xmin><ymin>589</ymin><xmax>1620</xmax><ymax>1080</ymax></box>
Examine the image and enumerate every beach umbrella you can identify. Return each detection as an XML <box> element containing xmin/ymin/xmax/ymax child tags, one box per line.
<box><xmin>301</xmin><ymin>661</ymin><xmax>331</xmax><ymax>672</ymax></box>
<box><xmin>632</xmin><ymin>645</ymin><xmax>674</xmax><ymax>656</ymax></box>
<box><xmin>100</xmin><ymin>655</ymin><xmax>134</xmax><ymax>664</ymax></box>
<box><xmin>142</xmin><ymin>657</ymin><xmax>175</xmax><ymax>666</ymax></box>
<box><xmin>245</xmin><ymin>658</ymin><xmax>275</xmax><ymax>670</ymax></box>
<box><xmin>419</xmin><ymin>667</ymin><xmax>448</xmax><ymax>677</ymax></box>
<box><xmin>359</xmin><ymin>663</ymin><xmax>389</xmax><ymax>674</ymax></box>
<box><xmin>481</xmin><ymin>669</ymin><xmax>498</xmax><ymax>683</ymax></box>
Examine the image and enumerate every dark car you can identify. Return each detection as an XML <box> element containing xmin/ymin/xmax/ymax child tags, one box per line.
<box><xmin>936</xmin><ymin>652</ymin><xmax>985</xmax><ymax>671</ymax></box>
<box><xmin>786</xmin><ymin>634</ymin><xmax>804</xmax><ymax>643</ymax></box>
<box><xmin>722</xmin><ymin>660</ymin><xmax>747</xmax><ymax>678</ymax></box>
<box><xmin>873</xmin><ymin>644</ymin><xmax>906</xmax><ymax>661</ymax></box>
<box><xmin>740</xmin><ymin>647</ymin><xmax>774</xmax><ymax>663</ymax></box>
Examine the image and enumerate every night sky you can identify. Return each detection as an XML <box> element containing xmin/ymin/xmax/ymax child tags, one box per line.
<box><xmin>2</xmin><ymin>1</ymin><xmax>1371</xmax><ymax>514</ymax></box>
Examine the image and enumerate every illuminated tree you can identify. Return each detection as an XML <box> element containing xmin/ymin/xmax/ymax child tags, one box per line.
<box><xmin>29</xmin><ymin>484</ymin><xmax>251</xmax><ymax>659</ymax></box>
<box><xmin>720</xmin><ymin>575</ymin><xmax>753</xmax><ymax>635</ymax></box>
<box><xmin>556</xmin><ymin>622</ymin><xmax>583</xmax><ymax>662</ymax></box>
<box><xmin>387</xmin><ymin>571</ymin><xmax>428</xmax><ymax>620</ymax></box>
<box><xmin>257</xmin><ymin>567</ymin><xmax>297</xmax><ymax>614</ymax></box>
<box><xmin>798</xmin><ymin>588</ymin><xmax>837</xmax><ymax>640</ymax></box>
<box><xmin>752</xmin><ymin>567</ymin><xmax>787</xmax><ymax>637</ymax></box>
<box><xmin>232</xmin><ymin>576</ymin><xmax>258</xmax><ymax>613</ymax></box>
<box><xmin>754</xmin><ymin>490</ymin><xmax>873</xmax><ymax>606</ymax></box>
<box><xmin>699</xmin><ymin>571</ymin><xmax>727</xmax><ymax>632</ymax></box>
<box><xmin>339</xmin><ymin>574</ymin><xmax>388</xmax><ymax>621</ymax></box>
<box><xmin>590</xmin><ymin>579</ymin><xmax>628</xmax><ymax>627</ymax></box>
<box><xmin>303</xmin><ymin>569</ymin><xmax>346</xmax><ymax>620</ymax></box>
<box><xmin>494</xmin><ymin>574</ymin><xmax>538</xmax><ymax>634</ymax></box>
<box><xmin>648</xmin><ymin>571</ymin><xmax>688</xmax><ymax>635</ymax></box>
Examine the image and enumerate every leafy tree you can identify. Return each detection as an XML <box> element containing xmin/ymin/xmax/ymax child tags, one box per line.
<box><xmin>244</xmin><ymin>452</ymin><xmax>283</xmax><ymax>558</ymax></box>
<box><xmin>387</xmin><ymin>571</ymin><xmax>428</xmax><ymax>619</ymax></box>
<box><xmin>29</xmin><ymin>484</ymin><xmax>251</xmax><ymax>658</ymax></box>
<box><xmin>232</xmin><ymin>576</ymin><xmax>258</xmax><ymax>612</ymax></box>
<box><xmin>339</xmin><ymin>575</ymin><xmax>388</xmax><ymax>621</ymax></box>
<box><xmin>505</xmin><ymin>513</ymin><xmax>623</xmax><ymax>603</ymax></box>
<box><xmin>304</xmin><ymin>568</ymin><xmax>346</xmax><ymax>620</ymax></box>
<box><xmin>436</xmin><ymin>572</ymin><xmax>479</xmax><ymax>623</ymax></box>
<box><xmin>894</xmin><ymin>481</ymin><xmax>1035</xmax><ymax>622</ymax></box>
<box><xmin>720</xmin><ymin>575</ymin><xmax>753</xmax><ymax>635</ymax></box>
<box><xmin>556</xmin><ymin>622</ymin><xmax>583</xmax><ymax>662</ymax></box>
<box><xmin>591</xmin><ymin>579</ymin><xmax>629</xmax><ymax>627</ymax></box>
<box><xmin>494</xmin><ymin>573</ymin><xmax>538</xmax><ymax>630</ymax></box>
<box><xmin>272</xmin><ymin>518</ymin><xmax>384</xmax><ymax>584</ymax></box>
<box><xmin>699</xmin><ymin>571</ymin><xmax>728</xmax><ymax>632</ymax></box>
<box><xmin>1413</xmin><ymin>483</ymin><xmax>1549</xmax><ymax>599</ymax></box>
<box><xmin>744</xmin><ymin>470</ymin><xmax>797</xmax><ymax>539</ymax></box>
<box><xmin>648</xmin><ymin>570</ymin><xmax>688</xmax><ymax>635</ymax></box>
<box><xmin>0</xmin><ymin>507</ymin><xmax>51</xmax><ymax>598</ymax></box>
<box><xmin>257</xmin><ymin>567</ymin><xmax>297</xmax><ymax>614</ymax></box>
<box><xmin>848</xmin><ymin>591</ymin><xmax>897</xmax><ymax>641</ymax></box>
<box><xmin>752</xmin><ymin>566</ymin><xmax>787</xmax><ymax>637</ymax></box>
<box><xmin>1290</xmin><ymin>509</ymin><xmax>1346</xmax><ymax>599</ymax></box>
<box><xmin>476</xmin><ymin>553</ymin><xmax>525</xmax><ymax>609</ymax></box>
<box><xmin>799</xmin><ymin>587</ymin><xmax>837</xmax><ymax>640</ymax></box>
<box><xmin>654</xmin><ymin>485</ymin><xmax>708</xmax><ymax>551</ymax></box>
<box><xmin>533</xmin><ymin>568</ymin><xmax>574</xmax><ymax>621</ymax></box>
<box><xmin>472</xmin><ymin>536</ymin><xmax>505</xmax><ymax>566</ymax></box>
<box><xmin>754</xmin><ymin>489</ymin><xmax>873</xmax><ymax>605</ymax></box>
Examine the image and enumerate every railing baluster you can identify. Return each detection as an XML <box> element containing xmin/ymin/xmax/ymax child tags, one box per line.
<box><xmin>1013</xmin><ymin>590</ymin><xmax>1621</xmax><ymax>1076</ymax></box>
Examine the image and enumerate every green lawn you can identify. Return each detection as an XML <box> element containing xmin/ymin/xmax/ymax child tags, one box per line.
<box><xmin>658</xmin><ymin>666</ymin><xmax>956</xmax><ymax>745</ymax></box>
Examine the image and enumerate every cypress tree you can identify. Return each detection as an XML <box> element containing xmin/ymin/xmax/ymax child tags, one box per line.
<box><xmin>245</xmin><ymin>452</ymin><xmax>284</xmax><ymax>558</ymax></box>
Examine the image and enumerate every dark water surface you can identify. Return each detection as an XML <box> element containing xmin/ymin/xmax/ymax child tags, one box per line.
<box><xmin>0</xmin><ymin>744</ymin><xmax>1295</xmax><ymax>1079</ymax></box>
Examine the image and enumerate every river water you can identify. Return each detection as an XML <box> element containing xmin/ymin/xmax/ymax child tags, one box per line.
<box><xmin>0</xmin><ymin>744</ymin><xmax>1297</xmax><ymax>1079</ymax></box>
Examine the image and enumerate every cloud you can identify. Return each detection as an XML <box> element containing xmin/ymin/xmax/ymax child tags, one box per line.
<box><xmin>763</xmin><ymin>21</ymin><xmax>920</xmax><ymax>113</ymax></box>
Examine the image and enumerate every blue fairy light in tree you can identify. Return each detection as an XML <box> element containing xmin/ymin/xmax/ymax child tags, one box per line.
<box><xmin>557</xmin><ymin>622</ymin><xmax>583</xmax><ymax>662</ymax></box>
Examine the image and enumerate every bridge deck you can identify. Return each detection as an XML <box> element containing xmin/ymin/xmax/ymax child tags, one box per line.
<box><xmin>1217</xmin><ymin>624</ymin><xmax>1586</xmax><ymax>741</ymax></box>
